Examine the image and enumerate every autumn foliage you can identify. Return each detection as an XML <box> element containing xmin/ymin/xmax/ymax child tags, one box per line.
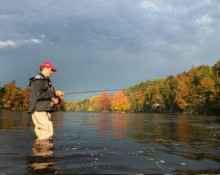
<box><xmin>1</xmin><ymin>60</ymin><xmax>220</xmax><ymax>114</ymax></box>
<box><xmin>0</xmin><ymin>81</ymin><xmax>28</xmax><ymax>110</ymax></box>
<box><xmin>64</xmin><ymin>59</ymin><xmax>220</xmax><ymax>114</ymax></box>
<box><xmin>175</xmin><ymin>74</ymin><xmax>191</xmax><ymax>110</ymax></box>
<box><xmin>111</xmin><ymin>91</ymin><xmax>131</xmax><ymax>112</ymax></box>
<box><xmin>96</xmin><ymin>92</ymin><xmax>111</xmax><ymax>112</ymax></box>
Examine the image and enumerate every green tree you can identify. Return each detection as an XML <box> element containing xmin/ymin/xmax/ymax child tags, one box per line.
<box><xmin>162</xmin><ymin>75</ymin><xmax>178</xmax><ymax>112</ymax></box>
<box><xmin>127</xmin><ymin>90</ymin><xmax>146</xmax><ymax>112</ymax></box>
<box><xmin>88</xmin><ymin>96</ymin><xmax>99</xmax><ymax>112</ymax></box>
<box><xmin>212</xmin><ymin>59</ymin><xmax>220</xmax><ymax>113</ymax></box>
<box><xmin>187</xmin><ymin>65</ymin><xmax>215</xmax><ymax>114</ymax></box>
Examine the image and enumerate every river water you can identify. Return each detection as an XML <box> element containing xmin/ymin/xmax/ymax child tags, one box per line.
<box><xmin>0</xmin><ymin>110</ymin><xmax>219</xmax><ymax>174</ymax></box>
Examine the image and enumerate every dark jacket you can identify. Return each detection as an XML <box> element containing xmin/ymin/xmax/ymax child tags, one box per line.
<box><xmin>28</xmin><ymin>73</ymin><xmax>57</xmax><ymax>113</ymax></box>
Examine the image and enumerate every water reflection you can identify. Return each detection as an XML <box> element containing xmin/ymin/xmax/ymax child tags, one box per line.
<box><xmin>112</xmin><ymin>113</ymin><xmax>128</xmax><ymax>137</ymax></box>
<box><xmin>25</xmin><ymin>140</ymin><xmax>60</xmax><ymax>174</ymax></box>
<box><xmin>0</xmin><ymin>111</ymin><xmax>64</xmax><ymax>174</ymax></box>
<box><xmin>88</xmin><ymin>113</ymin><xmax>220</xmax><ymax>151</ymax></box>
<box><xmin>96</xmin><ymin>117</ymin><xmax>111</xmax><ymax>139</ymax></box>
<box><xmin>0</xmin><ymin>110</ymin><xmax>31</xmax><ymax>130</ymax></box>
<box><xmin>0</xmin><ymin>111</ymin><xmax>219</xmax><ymax>174</ymax></box>
<box><xmin>89</xmin><ymin>114</ymin><xmax>112</xmax><ymax>139</ymax></box>
<box><xmin>52</xmin><ymin>112</ymin><xmax>64</xmax><ymax>129</ymax></box>
<box><xmin>176</xmin><ymin>115</ymin><xmax>190</xmax><ymax>144</ymax></box>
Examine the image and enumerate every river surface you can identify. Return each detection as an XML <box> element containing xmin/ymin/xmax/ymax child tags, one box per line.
<box><xmin>0</xmin><ymin>110</ymin><xmax>220</xmax><ymax>174</ymax></box>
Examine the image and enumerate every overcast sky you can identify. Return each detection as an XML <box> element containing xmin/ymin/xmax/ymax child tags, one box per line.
<box><xmin>0</xmin><ymin>0</ymin><xmax>219</xmax><ymax>100</ymax></box>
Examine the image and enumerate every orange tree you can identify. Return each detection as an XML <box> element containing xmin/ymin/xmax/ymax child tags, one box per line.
<box><xmin>22</xmin><ymin>88</ymin><xmax>29</xmax><ymax>110</ymax></box>
<box><xmin>111</xmin><ymin>91</ymin><xmax>131</xmax><ymax>112</ymax></box>
<box><xmin>1</xmin><ymin>81</ymin><xmax>23</xmax><ymax>110</ymax></box>
<box><xmin>96</xmin><ymin>92</ymin><xmax>111</xmax><ymax>112</ymax></box>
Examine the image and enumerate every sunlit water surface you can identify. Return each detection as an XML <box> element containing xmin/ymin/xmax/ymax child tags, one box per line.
<box><xmin>0</xmin><ymin>110</ymin><xmax>219</xmax><ymax>174</ymax></box>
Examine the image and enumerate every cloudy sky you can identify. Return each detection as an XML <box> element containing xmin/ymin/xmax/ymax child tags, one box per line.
<box><xmin>0</xmin><ymin>0</ymin><xmax>219</xmax><ymax>100</ymax></box>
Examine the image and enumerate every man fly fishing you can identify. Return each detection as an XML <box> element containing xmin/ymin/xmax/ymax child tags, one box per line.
<box><xmin>28</xmin><ymin>62</ymin><xmax>64</xmax><ymax>140</ymax></box>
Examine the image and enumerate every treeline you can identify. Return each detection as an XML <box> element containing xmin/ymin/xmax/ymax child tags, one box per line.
<box><xmin>0</xmin><ymin>81</ymin><xmax>29</xmax><ymax>111</ymax></box>
<box><xmin>0</xmin><ymin>80</ymin><xmax>64</xmax><ymax>111</ymax></box>
<box><xmin>64</xmin><ymin>60</ymin><xmax>220</xmax><ymax>114</ymax></box>
<box><xmin>1</xmin><ymin>60</ymin><xmax>220</xmax><ymax>114</ymax></box>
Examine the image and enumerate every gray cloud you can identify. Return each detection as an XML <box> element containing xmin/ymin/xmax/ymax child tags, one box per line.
<box><xmin>0</xmin><ymin>0</ymin><xmax>219</xmax><ymax>100</ymax></box>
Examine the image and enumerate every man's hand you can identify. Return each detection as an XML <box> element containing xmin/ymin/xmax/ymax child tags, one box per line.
<box><xmin>55</xmin><ymin>90</ymin><xmax>64</xmax><ymax>97</ymax></box>
<box><xmin>51</xmin><ymin>97</ymin><xmax>59</xmax><ymax>105</ymax></box>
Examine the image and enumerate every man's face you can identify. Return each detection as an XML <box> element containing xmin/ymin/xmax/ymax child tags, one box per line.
<box><xmin>43</xmin><ymin>67</ymin><xmax>54</xmax><ymax>77</ymax></box>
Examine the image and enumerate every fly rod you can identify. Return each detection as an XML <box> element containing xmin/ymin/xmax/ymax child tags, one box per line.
<box><xmin>65</xmin><ymin>88</ymin><xmax>125</xmax><ymax>95</ymax></box>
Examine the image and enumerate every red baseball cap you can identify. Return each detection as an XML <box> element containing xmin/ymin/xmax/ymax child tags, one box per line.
<box><xmin>40</xmin><ymin>62</ymin><xmax>57</xmax><ymax>72</ymax></box>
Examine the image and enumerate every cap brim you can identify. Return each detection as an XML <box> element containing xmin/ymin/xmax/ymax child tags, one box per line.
<box><xmin>52</xmin><ymin>68</ymin><xmax>57</xmax><ymax>72</ymax></box>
